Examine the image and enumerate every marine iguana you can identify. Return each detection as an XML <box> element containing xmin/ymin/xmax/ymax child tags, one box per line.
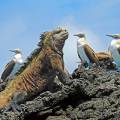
<box><xmin>0</xmin><ymin>28</ymin><xmax>71</xmax><ymax>111</ymax></box>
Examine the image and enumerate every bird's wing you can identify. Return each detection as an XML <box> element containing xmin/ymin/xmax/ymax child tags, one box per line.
<box><xmin>117</xmin><ymin>47</ymin><xmax>120</xmax><ymax>54</ymax></box>
<box><xmin>83</xmin><ymin>44</ymin><xmax>99</xmax><ymax>64</ymax></box>
<box><xmin>96</xmin><ymin>52</ymin><xmax>112</xmax><ymax>60</ymax></box>
<box><xmin>1</xmin><ymin>60</ymin><xmax>15</xmax><ymax>80</ymax></box>
<box><xmin>5</xmin><ymin>60</ymin><xmax>13</xmax><ymax>69</ymax></box>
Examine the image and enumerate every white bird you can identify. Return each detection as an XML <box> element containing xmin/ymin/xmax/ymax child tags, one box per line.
<box><xmin>74</xmin><ymin>33</ymin><xmax>99</xmax><ymax>67</ymax></box>
<box><xmin>0</xmin><ymin>48</ymin><xmax>23</xmax><ymax>81</ymax></box>
<box><xmin>107</xmin><ymin>34</ymin><xmax>120</xmax><ymax>67</ymax></box>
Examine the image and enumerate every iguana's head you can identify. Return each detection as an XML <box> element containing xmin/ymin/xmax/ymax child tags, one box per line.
<box><xmin>16</xmin><ymin>28</ymin><xmax>68</xmax><ymax>75</ymax></box>
<box><xmin>39</xmin><ymin>28</ymin><xmax>69</xmax><ymax>53</ymax></box>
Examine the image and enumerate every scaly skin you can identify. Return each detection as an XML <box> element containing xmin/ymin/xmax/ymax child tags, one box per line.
<box><xmin>0</xmin><ymin>28</ymin><xmax>69</xmax><ymax>109</ymax></box>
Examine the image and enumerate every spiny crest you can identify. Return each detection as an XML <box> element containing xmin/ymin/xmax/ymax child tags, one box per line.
<box><xmin>15</xmin><ymin>31</ymin><xmax>53</xmax><ymax>75</ymax></box>
<box><xmin>38</xmin><ymin>32</ymin><xmax>48</xmax><ymax>47</ymax></box>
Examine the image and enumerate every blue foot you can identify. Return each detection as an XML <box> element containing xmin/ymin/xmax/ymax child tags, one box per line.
<box><xmin>116</xmin><ymin>67</ymin><xmax>120</xmax><ymax>72</ymax></box>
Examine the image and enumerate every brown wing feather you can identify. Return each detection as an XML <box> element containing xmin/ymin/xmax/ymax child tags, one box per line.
<box><xmin>1</xmin><ymin>60</ymin><xmax>15</xmax><ymax>80</ymax></box>
<box><xmin>83</xmin><ymin>44</ymin><xmax>99</xmax><ymax>65</ymax></box>
<box><xmin>96</xmin><ymin>52</ymin><xmax>111</xmax><ymax>60</ymax></box>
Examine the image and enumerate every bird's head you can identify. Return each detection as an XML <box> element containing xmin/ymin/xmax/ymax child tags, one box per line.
<box><xmin>9</xmin><ymin>48</ymin><xmax>22</xmax><ymax>54</ymax></box>
<box><xmin>74</xmin><ymin>33</ymin><xmax>85</xmax><ymax>38</ymax></box>
<box><xmin>106</xmin><ymin>34</ymin><xmax>120</xmax><ymax>39</ymax></box>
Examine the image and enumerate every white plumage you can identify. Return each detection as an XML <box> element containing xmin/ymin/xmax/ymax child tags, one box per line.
<box><xmin>77</xmin><ymin>37</ymin><xmax>91</xmax><ymax>65</ymax></box>
<box><xmin>107</xmin><ymin>34</ymin><xmax>120</xmax><ymax>67</ymax></box>
<box><xmin>0</xmin><ymin>48</ymin><xmax>23</xmax><ymax>81</ymax></box>
<box><xmin>74</xmin><ymin>33</ymin><xmax>99</xmax><ymax>67</ymax></box>
<box><xmin>9</xmin><ymin>53</ymin><xmax>23</xmax><ymax>78</ymax></box>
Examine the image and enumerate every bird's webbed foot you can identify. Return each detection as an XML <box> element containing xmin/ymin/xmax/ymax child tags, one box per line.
<box><xmin>78</xmin><ymin>61</ymin><xmax>89</xmax><ymax>69</ymax></box>
<box><xmin>81</xmin><ymin>61</ymin><xmax>89</xmax><ymax>68</ymax></box>
<box><xmin>116</xmin><ymin>67</ymin><xmax>120</xmax><ymax>72</ymax></box>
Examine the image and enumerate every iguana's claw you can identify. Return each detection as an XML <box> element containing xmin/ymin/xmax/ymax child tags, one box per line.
<box><xmin>3</xmin><ymin>91</ymin><xmax>27</xmax><ymax>112</ymax></box>
<box><xmin>3</xmin><ymin>101</ymin><xmax>22</xmax><ymax>112</ymax></box>
<box><xmin>11</xmin><ymin>101</ymin><xmax>22</xmax><ymax>112</ymax></box>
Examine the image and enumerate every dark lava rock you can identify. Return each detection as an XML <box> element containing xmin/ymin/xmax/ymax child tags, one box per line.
<box><xmin>0</xmin><ymin>60</ymin><xmax>120</xmax><ymax>120</ymax></box>
<box><xmin>46</xmin><ymin>115</ymin><xmax>70</xmax><ymax>120</ymax></box>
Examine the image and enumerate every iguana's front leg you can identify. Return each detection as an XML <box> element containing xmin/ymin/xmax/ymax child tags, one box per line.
<box><xmin>3</xmin><ymin>91</ymin><xmax>27</xmax><ymax>112</ymax></box>
<box><xmin>50</xmin><ymin>54</ymin><xmax>72</xmax><ymax>85</ymax></box>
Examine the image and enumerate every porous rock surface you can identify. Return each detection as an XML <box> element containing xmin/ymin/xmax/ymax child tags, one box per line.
<box><xmin>0</xmin><ymin>60</ymin><xmax>120</xmax><ymax>120</ymax></box>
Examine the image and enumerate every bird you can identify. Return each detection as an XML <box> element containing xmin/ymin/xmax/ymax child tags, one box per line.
<box><xmin>106</xmin><ymin>34</ymin><xmax>120</xmax><ymax>67</ymax></box>
<box><xmin>0</xmin><ymin>48</ymin><xmax>23</xmax><ymax>82</ymax></box>
<box><xmin>74</xmin><ymin>33</ymin><xmax>99</xmax><ymax>67</ymax></box>
<box><xmin>96</xmin><ymin>52</ymin><xmax>112</xmax><ymax>61</ymax></box>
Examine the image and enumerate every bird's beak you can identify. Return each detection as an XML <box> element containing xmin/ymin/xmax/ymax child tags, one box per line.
<box><xmin>106</xmin><ymin>34</ymin><xmax>114</xmax><ymax>37</ymax></box>
<box><xmin>9</xmin><ymin>50</ymin><xmax>15</xmax><ymax>53</ymax></box>
<box><xmin>73</xmin><ymin>34</ymin><xmax>79</xmax><ymax>37</ymax></box>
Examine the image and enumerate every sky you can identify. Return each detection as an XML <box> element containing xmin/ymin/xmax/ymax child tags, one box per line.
<box><xmin>0</xmin><ymin>0</ymin><xmax>120</xmax><ymax>74</ymax></box>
